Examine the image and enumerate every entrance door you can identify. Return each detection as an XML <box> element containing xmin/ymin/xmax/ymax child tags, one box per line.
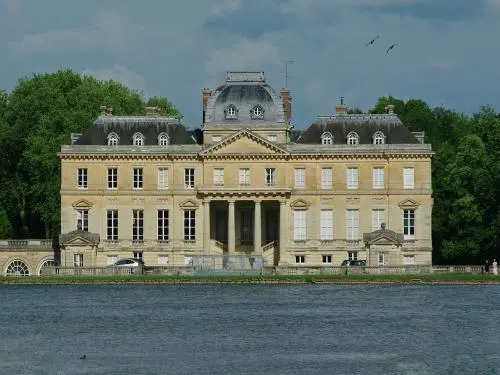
<box><xmin>265</xmin><ymin>210</ymin><xmax>278</xmax><ymax>243</ymax></box>
<box><xmin>215</xmin><ymin>210</ymin><xmax>228</xmax><ymax>243</ymax></box>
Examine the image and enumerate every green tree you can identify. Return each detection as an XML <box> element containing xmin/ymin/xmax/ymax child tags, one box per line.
<box><xmin>369</xmin><ymin>96</ymin><xmax>405</xmax><ymax>115</ymax></box>
<box><xmin>146</xmin><ymin>96</ymin><xmax>183</xmax><ymax>118</ymax></box>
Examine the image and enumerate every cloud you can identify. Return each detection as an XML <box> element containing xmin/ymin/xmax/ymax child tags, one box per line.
<box><xmin>82</xmin><ymin>65</ymin><xmax>147</xmax><ymax>94</ymax></box>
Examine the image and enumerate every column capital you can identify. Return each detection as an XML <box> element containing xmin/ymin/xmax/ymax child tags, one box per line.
<box><xmin>279</xmin><ymin>200</ymin><xmax>287</xmax><ymax>206</ymax></box>
<box><xmin>202</xmin><ymin>200</ymin><xmax>211</xmax><ymax>205</ymax></box>
<box><xmin>228</xmin><ymin>199</ymin><xmax>236</xmax><ymax>204</ymax></box>
<box><xmin>254</xmin><ymin>199</ymin><xmax>262</xmax><ymax>204</ymax></box>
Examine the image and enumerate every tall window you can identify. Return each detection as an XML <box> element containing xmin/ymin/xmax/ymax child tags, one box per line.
<box><xmin>239</xmin><ymin>168</ymin><xmax>250</xmax><ymax>185</ymax></box>
<box><xmin>294</xmin><ymin>168</ymin><xmax>305</xmax><ymax>189</ymax></box>
<box><xmin>108</xmin><ymin>168</ymin><xmax>118</xmax><ymax>189</ymax></box>
<box><xmin>184</xmin><ymin>210</ymin><xmax>196</xmax><ymax>241</ymax></box>
<box><xmin>76</xmin><ymin>209</ymin><xmax>88</xmax><ymax>231</ymax></box>
<box><xmin>213</xmin><ymin>168</ymin><xmax>224</xmax><ymax>186</ymax></box>
<box><xmin>372</xmin><ymin>209</ymin><xmax>385</xmax><ymax>231</ymax></box>
<box><xmin>320</xmin><ymin>209</ymin><xmax>333</xmax><ymax>241</ymax></box>
<box><xmin>347</xmin><ymin>167</ymin><xmax>359</xmax><ymax>189</ymax></box>
<box><xmin>132</xmin><ymin>210</ymin><xmax>144</xmax><ymax>241</ymax></box>
<box><xmin>158</xmin><ymin>168</ymin><xmax>169</xmax><ymax>189</ymax></box>
<box><xmin>107</xmin><ymin>210</ymin><xmax>118</xmax><ymax>240</ymax></box>
<box><xmin>403</xmin><ymin>209</ymin><xmax>415</xmax><ymax>239</ymax></box>
<box><xmin>133</xmin><ymin>133</ymin><xmax>144</xmax><ymax>146</ymax></box>
<box><xmin>293</xmin><ymin>210</ymin><xmax>307</xmax><ymax>241</ymax></box>
<box><xmin>157</xmin><ymin>210</ymin><xmax>169</xmax><ymax>241</ymax></box>
<box><xmin>346</xmin><ymin>209</ymin><xmax>359</xmax><ymax>240</ymax></box>
<box><xmin>265</xmin><ymin>168</ymin><xmax>276</xmax><ymax>186</ymax></box>
<box><xmin>77</xmin><ymin>168</ymin><xmax>88</xmax><ymax>189</ymax></box>
<box><xmin>133</xmin><ymin>168</ymin><xmax>143</xmax><ymax>189</ymax></box>
<box><xmin>404</xmin><ymin>167</ymin><xmax>415</xmax><ymax>189</ymax></box>
<box><xmin>321</xmin><ymin>168</ymin><xmax>332</xmax><ymax>189</ymax></box>
<box><xmin>378</xmin><ymin>253</ymin><xmax>386</xmax><ymax>266</ymax></box>
<box><xmin>74</xmin><ymin>254</ymin><xmax>84</xmax><ymax>267</ymax></box>
<box><xmin>240</xmin><ymin>210</ymin><xmax>252</xmax><ymax>245</ymax></box>
<box><xmin>184</xmin><ymin>168</ymin><xmax>195</xmax><ymax>189</ymax></box>
<box><xmin>372</xmin><ymin>167</ymin><xmax>384</xmax><ymax>189</ymax></box>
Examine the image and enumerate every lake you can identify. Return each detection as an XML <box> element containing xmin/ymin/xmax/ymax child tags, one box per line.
<box><xmin>0</xmin><ymin>284</ymin><xmax>499</xmax><ymax>374</ymax></box>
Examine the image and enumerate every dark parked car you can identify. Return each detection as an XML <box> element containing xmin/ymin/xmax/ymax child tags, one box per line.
<box><xmin>341</xmin><ymin>260</ymin><xmax>366</xmax><ymax>267</ymax></box>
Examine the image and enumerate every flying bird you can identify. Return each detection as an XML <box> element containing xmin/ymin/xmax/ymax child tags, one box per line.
<box><xmin>365</xmin><ymin>35</ymin><xmax>380</xmax><ymax>47</ymax></box>
<box><xmin>386</xmin><ymin>43</ymin><xmax>397</xmax><ymax>54</ymax></box>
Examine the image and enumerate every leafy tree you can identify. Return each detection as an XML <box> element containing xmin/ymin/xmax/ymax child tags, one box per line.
<box><xmin>0</xmin><ymin>205</ymin><xmax>11</xmax><ymax>238</ymax></box>
<box><xmin>146</xmin><ymin>97</ymin><xmax>183</xmax><ymax>118</ymax></box>
<box><xmin>369</xmin><ymin>96</ymin><xmax>405</xmax><ymax>115</ymax></box>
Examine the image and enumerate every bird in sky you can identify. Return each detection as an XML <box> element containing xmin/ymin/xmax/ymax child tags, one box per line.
<box><xmin>386</xmin><ymin>43</ymin><xmax>398</xmax><ymax>54</ymax></box>
<box><xmin>365</xmin><ymin>35</ymin><xmax>381</xmax><ymax>47</ymax></box>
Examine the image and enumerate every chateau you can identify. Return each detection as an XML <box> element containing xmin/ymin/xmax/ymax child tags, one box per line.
<box><xmin>1</xmin><ymin>71</ymin><xmax>433</xmax><ymax>275</ymax></box>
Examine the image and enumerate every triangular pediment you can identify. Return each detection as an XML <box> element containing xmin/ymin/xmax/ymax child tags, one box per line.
<box><xmin>290</xmin><ymin>199</ymin><xmax>310</xmax><ymax>210</ymax></box>
<box><xmin>59</xmin><ymin>229</ymin><xmax>100</xmax><ymax>246</ymax></box>
<box><xmin>398</xmin><ymin>199</ymin><xmax>420</xmax><ymax>209</ymax></box>
<box><xmin>64</xmin><ymin>236</ymin><xmax>93</xmax><ymax>246</ymax></box>
<box><xmin>179</xmin><ymin>199</ymin><xmax>199</xmax><ymax>209</ymax></box>
<box><xmin>72</xmin><ymin>199</ymin><xmax>93</xmax><ymax>209</ymax></box>
<box><xmin>201</xmin><ymin>129</ymin><xmax>289</xmax><ymax>156</ymax></box>
<box><xmin>371</xmin><ymin>234</ymin><xmax>399</xmax><ymax>245</ymax></box>
<box><xmin>363</xmin><ymin>227</ymin><xmax>404</xmax><ymax>245</ymax></box>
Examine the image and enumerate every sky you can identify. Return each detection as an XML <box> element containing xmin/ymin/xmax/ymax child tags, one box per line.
<box><xmin>1</xmin><ymin>0</ymin><xmax>500</xmax><ymax>128</ymax></box>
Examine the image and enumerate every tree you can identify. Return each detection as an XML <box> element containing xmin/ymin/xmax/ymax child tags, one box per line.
<box><xmin>369</xmin><ymin>96</ymin><xmax>405</xmax><ymax>115</ymax></box>
<box><xmin>0</xmin><ymin>205</ymin><xmax>11</xmax><ymax>238</ymax></box>
<box><xmin>146</xmin><ymin>96</ymin><xmax>183</xmax><ymax>118</ymax></box>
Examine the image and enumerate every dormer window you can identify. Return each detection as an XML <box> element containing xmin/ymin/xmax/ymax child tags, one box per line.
<box><xmin>107</xmin><ymin>132</ymin><xmax>119</xmax><ymax>146</ymax></box>
<box><xmin>158</xmin><ymin>133</ymin><xmax>169</xmax><ymax>146</ymax></box>
<box><xmin>251</xmin><ymin>105</ymin><xmax>264</xmax><ymax>119</ymax></box>
<box><xmin>321</xmin><ymin>132</ymin><xmax>333</xmax><ymax>145</ymax></box>
<box><xmin>133</xmin><ymin>132</ymin><xmax>145</xmax><ymax>146</ymax></box>
<box><xmin>373</xmin><ymin>131</ymin><xmax>385</xmax><ymax>145</ymax></box>
<box><xmin>225</xmin><ymin>105</ymin><xmax>238</xmax><ymax>120</ymax></box>
<box><xmin>347</xmin><ymin>132</ymin><xmax>359</xmax><ymax>145</ymax></box>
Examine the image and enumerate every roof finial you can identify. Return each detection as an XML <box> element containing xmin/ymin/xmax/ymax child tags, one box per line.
<box><xmin>340</xmin><ymin>96</ymin><xmax>344</xmax><ymax>105</ymax></box>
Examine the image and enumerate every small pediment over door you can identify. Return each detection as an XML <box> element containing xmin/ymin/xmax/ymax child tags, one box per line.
<box><xmin>179</xmin><ymin>199</ymin><xmax>200</xmax><ymax>209</ymax></box>
<box><xmin>398</xmin><ymin>199</ymin><xmax>420</xmax><ymax>210</ymax></box>
<box><xmin>72</xmin><ymin>199</ymin><xmax>93</xmax><ymax>209</ymax></box>
<box><xmin>289</xmin><ymin>199</ymin><xmax>311</xmax><ymax>210</ymax></box>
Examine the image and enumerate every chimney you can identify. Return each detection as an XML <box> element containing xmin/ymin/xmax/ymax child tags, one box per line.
<box><xmin>100</xmin><ymin>106</ymin><xmax>113</xmax><ymax>116</ymax></box>
<box><xmin>335</xmin><ymin>97</ymin><xmax>348</xmax><ymax>115</ymax></box>
<box><xmin>280</xmin><ymin>88</ymin><xmax>292</xmax><ymax>124</ymax></box>
<box><xmin>202</xmin><ymin>88</ymin><xmax>212</xmax><ymax>124</ymax></box>
<box><xmin>146</xmin><ymin>106</ymin><xmax>161</xmax><ymax>116</ymax></box>
<box><xmin>385</xmin><ymin>105</ymin><xmax>395</xmax><ymax>114</ymax></box>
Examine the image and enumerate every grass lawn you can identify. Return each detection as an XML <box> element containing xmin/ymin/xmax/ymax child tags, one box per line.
<box><xmin>1</xmin><ymin>273</ymin><xmax>499</xmax><ymax>285</ymax></box>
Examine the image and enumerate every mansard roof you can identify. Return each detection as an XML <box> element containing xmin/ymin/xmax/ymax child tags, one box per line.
<box><xmin>74</xmin><ymin>115</ymin><xmax>195</xmax><ymax>146</ymax></box>
<box><xmin>299</xmin><ymin>114</ymin><xmax>420</xmax><ymax>144</ymax></box>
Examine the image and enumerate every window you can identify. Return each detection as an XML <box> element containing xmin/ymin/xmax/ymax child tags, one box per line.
<box><xmin>213</xmin><ymin>168</ymin><xmax>224</xmax><ymax>186</ymax></box>
<box><xmin>158</xmin><ymin>133</ymin><xmax>169</xmax><ymax>146</ymax></box>
<box><xmin>239</xmin><ymin>168</ymin><xmax>250</xmax><ymax>185</ymax></box>
<box><xmin>76</xmin><ymin>209</ymin><xmax>88</xmax><ymax>231</ymax></box>
<box><xmin>378</xmin><ymin>253</ymin><xmax>386</xmax><ymax>266</ymax></box>
<box><xmin>347</xmin><ymin>167</ymin><xmax>358</xmax><ymax>189</ymax></box>
<box><xmin>294</xmin><ymin>168</ymin><xmax>305</xmax><ymax>189</ymax></box>
<box><xmin>346</xmin><ymin>209</ymin><xmax>359</xmax><ymax>240</ymax></box>
<box><xmin>295</xmin><ymin>255</ymin><xmax>305</xmax><ymax>264</ymax></box>
<box><xmin>251</xmin><ymin>105</ymin><xmax>264</xmax><ymax>119</ymax></box>
<box><xmin>265</xmin><ymin>168</ymin><xmax>276</xmax><ymax>186</ymax></box>
<box><xmin>74</xmin><ymin>254</ymin><xmax>84</xmax><ymax>267</ymax></box>
<box><xmin>321</xmin><ymin>168</ymin><xmax>332</xmax><ymax>189</ymax></box>
<box><xmin>108</xmin><ymin>168</ymin><xmax>118</xmax><ymax>189</ymax></box>
<box><xmin>158</xmin><ymin>168</ymin><xmax>169</xmax><ymax>189</ymax></box>
<box><xmin>133</xmin><ymin>168</ymin><xmax>143</xmax><ymax>189</ymax></box>
<box><xmin>212</xmin><ymin>135</ymin><xmax>221</xmax><ymax>143</ymax></box>
<box><xmin>133</xmin><ymin>132</ymin><xmax>144</xmax><ymax>146</ymax></box>
<box><xmin>184</xmin><ymin>168</ymin><xmax>195</xmax><ymax>189</ymax></box>
<box><xmin>293</xmin><ymin>210</ymin><xmax>307</xmax><ymax>241</ymax></box>
<box><xmin>348</xmin><ymin>251</ymin><xmax>358</xmax><ymax>261</ymax></box>
<box><xmin>372</xmin><ymin>167</ymin><xmax>384</xmax><ymax>189</ymax></box>
<box><xmin>372</xmin><ymin>209</ymin><xmax>385</xmax><ymax>232</ymax></box>
<box><xmin>403</xmin><ymin>209</ymin><xmax>415</xmax><ymax>239</ymax></box>
<box><xmin>347</xmin><ymin>132</ymin><xmax>359</xmax><ymax>145</ymax></box>
<box><xmin>107</xmin><ymin>210</ymin><xmax>118</xmax><ymax>240</ymax></box>
<box><xmin>403</xmin><ymin>255</ymin><xmax>415</xmax><ymax>265</ymax></box>
<box><xmin>184</xmin><ymin>210</ymin><xmax>196</xmax><ymax>241</ymax></box>
<box><xmin>225</xmin><ymin>105</ymin><xmax>238</xmax><ymax>119</ymax></box>
<box><xmin>321</xmin><ymin>132</ymin><xmax>333</xmax><ymax>145</ymax></box>
<box><xmin>373</xmin><ymin>132</ymin><xmax>385</xmax><ymax>145</ymax></box>
<box><xmin>107</xmin><ymin>132</ymin><xmax>119</xmax><ymax>146</ymax></box>
<box><xmin>107</xmin><ymin>255</ymin><xmax>118</xmax><ymax>266</ymax></box>
<box><xmin>322</xmin><ymin>255</ymin><xmax>332</xmax><ymax>264</ymax></box>
<box><xmin>157</xmin><ymin>210</ymin><xmax>169</xmax><ymax>241</ymax></box>
<box><xmin>77</xmin><ymin>168</ymin><xmax>88</xmax><ymax>189</ymax></box>
<box><xmin>320</xmin><ymin>210</ymin><xmax>333</xmax><ymax>240</ymax></box>
<box><xmin>158</xmin><ymin>255</ymin><xmax>169</xmax><ymax>265</ymax></box>
<box><xmin>132</xmin><ymin>210</ymin><xmax>144</xmax><ymax>242</ymax></box>
<box><xmin>240</xmin><ymin>210</ymin><xmax>252</xmax><ymax>245</ymax></box>
<box><xmin>133</xmin><ymin>251</ymin><xmax>143</xmax><ymax>261</ymax></box>
<box><xmin>404</xmin><ymin>167</ymin><xmax>415</xmax><ymax>189</ymax></box>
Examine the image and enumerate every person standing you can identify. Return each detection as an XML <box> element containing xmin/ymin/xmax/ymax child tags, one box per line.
<box><xmin>492</xmin><ymin>259</ymin><xmax>498</xmax><ymax>275</ymax></box>
<box><xmin>485</xmin><ymin>260</ymin><xmax>490</xmax><ymax>274</ymax></box>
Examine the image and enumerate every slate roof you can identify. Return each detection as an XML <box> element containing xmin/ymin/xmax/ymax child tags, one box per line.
<box><xmin>299</xmin><ymin>114</ymin><xmax>420</xmax><ymax>144</ymax></box>
<box><xmin>74</xmin><ymin>116</ymin><xmax>195</xmax><ymax>146</ymax></box>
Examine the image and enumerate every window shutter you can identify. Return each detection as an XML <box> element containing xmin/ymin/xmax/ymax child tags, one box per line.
<box><xmin>294</xmin><ymin>210</ymin><xmax>307</xmax><ymax>241</ymax></box>
<box><xmin>320</xmin><ymin>210</ymin><xmax>333</xmax><ymax>240</ymax></box>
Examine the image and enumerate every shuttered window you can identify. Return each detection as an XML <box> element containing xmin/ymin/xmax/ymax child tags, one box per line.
<box><xmin>320</xmin><ymin>210</ymin><xmax>333</xmax><ymax>240</ymax></box>
<box><xmin>372</xmin><ymin>167</ymin><xmax>384</xmax><ymax>189</ymax></box>
<box><xmin>347</xmin><ymin>168</ymin><xmax>358</xmax><ymax>189</ymax></box>
<box><xmin>404</xmin><ymin>167</ymin><xmax>415</xmax><ymax>189</ymax></box>
<box><xmin>346</xmin><ymin>209</ymin><xmax>359</xmax><ymax>239</ymax></box>
<box><xmin>293</xmin><ymin>210</ymin><xmax>307</xmax><ymax>241</ymax></box>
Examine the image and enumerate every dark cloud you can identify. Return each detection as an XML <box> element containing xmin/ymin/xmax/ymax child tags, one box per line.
<box><xmin>360</xmin><ymin>0</ymin><xmax>487</xmax><ymax>22</ymax></box>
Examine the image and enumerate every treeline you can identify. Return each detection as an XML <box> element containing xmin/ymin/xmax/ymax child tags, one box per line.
<box><xmin>0</xmin><ymin>70</ymin><xmax>498</xmax><ymax>264</ymax></box>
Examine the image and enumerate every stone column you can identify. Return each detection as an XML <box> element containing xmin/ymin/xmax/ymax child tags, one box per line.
<box><xmin>228</xmin><ymin>200</ymin><xmax>235</xmax><ymax>252</ymax></box>
<box><xmin>254</xmin><ymin>200</ymin><xmax>262</xmax><ymax>254</ymax></box>
<box><xmin>203</xmin><ymin>200</ymin><xmax>210</xmax><ymax>252</ymax></box>
<box><xmin>279</xmin><ymin>200</ymin><xmax>286</xmax><ymax>265</ymax></box>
